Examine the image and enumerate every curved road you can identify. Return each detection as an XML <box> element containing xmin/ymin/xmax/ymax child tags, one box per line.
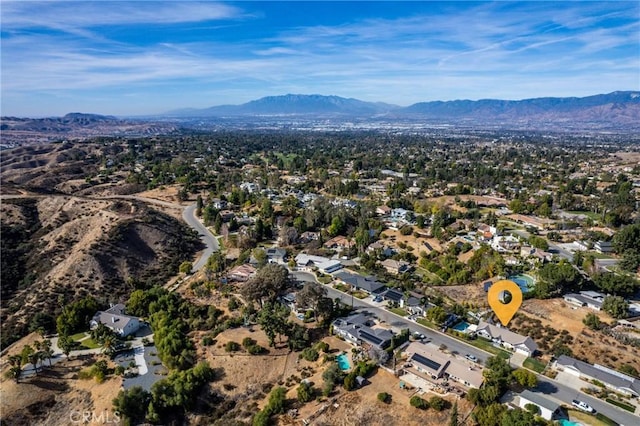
<box><xmin>182</xmin><ymin>203</ymin><xmax>219</xmax><ymax>271</ymax></box>
<box><xmin>293</xmin><ymin>271</ymin><xmax>639</xmax><ymax>426</ymax></box>
<box><xmin>1</xmin><ymin>194</ymin><xmax>220</xmax><ymax>272</ymax></box>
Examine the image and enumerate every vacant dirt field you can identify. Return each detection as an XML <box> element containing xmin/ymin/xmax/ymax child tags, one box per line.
<box><xmin>0</xmin><ymin>353</ymin><xmax>121</xmax><ymax>426</ymax></box>
<box><xmin>380</xmin><ymin>228</ymin><xmax>443</xmax><ymax>257</ymax></box>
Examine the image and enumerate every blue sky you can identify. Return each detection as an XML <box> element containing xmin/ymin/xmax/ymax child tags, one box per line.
<box><xmin>1</xmin><ymin>1</ymin><xmax>639</xmax><ymax>116</ymax></box>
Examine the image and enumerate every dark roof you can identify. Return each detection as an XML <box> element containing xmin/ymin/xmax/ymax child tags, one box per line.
<box><xmin>412</xmin><ymin>353</ymin><xmax>441</xmax><ymax>372</ymax></box>
<box><xmin>334</xmin><ymin>271</ymin><xmax>386</xmax><ymax>294</ymax></box>
<box><xmin>384</xmin><ymin>288</ymin><xmax>404</xmax><ymax>302</ymax></box>
<box><xmin>359</xmin><ymin>330</ymin><xmax>383</xmax><ymax>346</ymax></box>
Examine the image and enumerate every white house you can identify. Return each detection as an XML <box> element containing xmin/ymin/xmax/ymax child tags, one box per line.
<box><xmin>517</xmin><ymin>390</ymin><xmax>561</xmax><ymax>421</ymax></box>
<box><xmin>90</xmin><ymin>304</ymin><xmax>141</xmax><ymax>337</ymax></box>
<box><xmin>476</xmin><ymin>321</ymin><xmax>538</xmax><ymax>356</ymax></box>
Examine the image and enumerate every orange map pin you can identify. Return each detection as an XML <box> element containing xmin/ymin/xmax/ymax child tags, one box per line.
<box><xmin>487</xmin><ymin>279</ymin><xmax>522</xmax><ymax>326</ymax></box>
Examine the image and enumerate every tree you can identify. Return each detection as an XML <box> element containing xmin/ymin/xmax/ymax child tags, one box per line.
<box><xmin>582</xmin><ymin>312</ymin><xmax>601</xmax><ymax>330</ymax></box>
<box><xmin>535</xmin><ymin>260</ymin><xmax>580</xmax><ymax>298</ymax></box>
<box><xmin>410</xmin><ymin>395</ymin><xmax>428</xmax><ymax>409</ymax></box>
<box><xmin>594</xmin><ymin>273</ymin><xmax>639</xmax><ymax>297</ymax></box>
<box><xmin>426</xmin><ymin>306</ymin><xmax>448</xmax><ymax>324</ymax></box>
<box><xmin>297</xmin><ymin>382</ymin><xmax>315</xmax><ymax>403</ymax></box>
<box><xmin>279</xmin><ymin>226</ymin><xmax>298</xmax><ymax>246</ymax></box>
<box><xmin>179</xmin><ymin>261</ymin><xmax>193</xmax><ymax>274</ymax></box>
<box><xmin>429</xmin><ymin>395</ymin><xmax>446</xmax><ymax>411</ymax></box>
<box><xmin>500</xmin><ymin>407</ymin><xmax>536</xmax><ymax>426</ymax></box>
<box><xmin>512</xmin><ymin>369</ymin><xmax>537</xmax><ymax>388</ymax></box>
<box><xmin>601</xmin><ymin>295</ymin><xmax>629</xmax><ymax>319</ymax></box>
<box><xmin>613</xmin><ymin>223</ymin><xmax>640</xmax><ymax>271</ymax></box>
<box><xmin>257</xmin><ymin>302</ymin><xmax>290</xmax><ymax>347</ymax></box>
<box><xmin>322</xmin><ymin>363</ymin><xmax>344</xmax><ymax>387</ymax></box>
<box><xmin>113</xmin><ymin>386</ymin><xmax>151</xmax><ymax>425</ymax></box>
<box><xmin>296</xmin><ymin>282</ymin><xmax>327</xmax><ymax>320</ymax></box>
<box><xmin>377</xmin><ymin>392</ymin><xmax>391</xmax><ymax>404</ymax></box>
<box><xmin>58</xmin><ymin>335</ymin><xmax>74</xmax><ymax>357</ymax></box>
<box><xmin>242</xmin><ymin>263</ymin><xmax>292</xmax><ymax>307</ymax></box>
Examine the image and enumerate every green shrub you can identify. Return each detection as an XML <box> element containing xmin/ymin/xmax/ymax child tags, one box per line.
<box><xmin>343</xmin><ymin>373</ymin><xmax>357</xmax><ymax>391</ymax></box>
<box><xmin>315</xmin><ymin>341</ymin><xmax>330</xmax><ymax>353</ymax></box>
<box><xmin>377</xmin><ymin>392</ymin><xmax>391</xmax><ymax>404</ymax></box>
<box><xmin>225</xmin><ymin>341</ymin><xmax>240</xmax><ymax>352</ymax></box>
<box><xmin>410</xmin><ymin>395</ymin><xmax>428</xmax><ymax>410</ymax></box>
<box><xmin>242</xmin><ymin>337</ymin><xmax>257</xmax><ymax>348</ymax></box>
<box><xmin>301</xmin><ymin>347</ymin><xmax>319</xmax><ymax>362</ymax></box>
<box><xmin>429</xmin><ymin>395</ymin><xmax>446</xmax><ymax>411</ymax></box>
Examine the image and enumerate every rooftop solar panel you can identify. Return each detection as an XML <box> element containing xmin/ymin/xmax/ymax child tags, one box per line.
<box><xmin>412</xmin><ymin>353</ymin><xmax>441</xmax><ymax>371</ymax></box>
<box><xmin>359</xmin><ymin>330</ymin><xmax>383</xmax><ymax>346</ymax></box>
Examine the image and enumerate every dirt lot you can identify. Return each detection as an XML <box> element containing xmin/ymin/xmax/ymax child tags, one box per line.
<box><xmin>380</xmin><ymin>228</ymin><xmax>443</xmax><ymax>257</ymax></box>
<box><xmin>0</xmin><ymin>352</ymin><xmax>121</xmax><ymax>426</ymax></box>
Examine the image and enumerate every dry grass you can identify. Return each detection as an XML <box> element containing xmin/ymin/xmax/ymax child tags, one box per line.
<box><xmin>0</xmin><ymin>353</ymin><xmax>121</xmax><ymax>426</ymax></box>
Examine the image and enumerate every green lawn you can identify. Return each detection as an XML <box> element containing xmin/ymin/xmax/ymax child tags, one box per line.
<box><xmin>416</xmin><ymin>318</ymin><xmax>436</xmax><ymax>329</ymax></box>
<box><xmin>468</xmin><ymin>338</ymin><xmax>511</xmax><ymax>359</ymax></box>
<box><xmin>79</xmin><ymin>338</ymin><xmax>101</xmax><ymax>350</ymax></box>
<box><xmin>523</xmin><ymin>357</ymin><xmax>546</xmax><ymax>373</ymax></box>
<box><xmin>318</xmin><ymin>276</ymin><xmax>333</xmax><ymax>284</ymax></box>
<box><xmin>70</xmin><ymin>331</ymin><xmax>89</xmax><ymax>341</ymax></box>
<box><xmin>353</xmin><ymin>291</ymin><xmax>369</xmax><ymax>299</ymax></box>
<box><xmin>334</xmin><ymin>283</ymin><xmax>349</xmax><ymax>292</ymax></box>
<box><xmin>389</xmin><ymin>307</ymin><xmax>409</xmax><ymax>317</ymax></box>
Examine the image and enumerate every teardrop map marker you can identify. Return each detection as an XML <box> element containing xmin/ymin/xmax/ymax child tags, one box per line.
<box><xmin>487</xmin><ymin>279</ymin><xmax>522</xmax><ymax>326</ymax></box>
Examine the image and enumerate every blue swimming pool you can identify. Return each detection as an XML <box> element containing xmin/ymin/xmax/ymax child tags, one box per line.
<box><xmin>559</xmin><ymin>420</ymin><xmax>582</xmax><ymax>426</ymax></box>
<box><xmin>508</xmin><ymin>274</ymin><xmax>535</xmax><ymax>293</ymax></box>
<box><xmin>452</xmin><ymin>321</ymin><xmax>470</xmax><ymax>332</ymax></box>
<box><xmin>336</xmin><ymin>353</ymin><xmax>351</xmax><ymax>371</ymax></box>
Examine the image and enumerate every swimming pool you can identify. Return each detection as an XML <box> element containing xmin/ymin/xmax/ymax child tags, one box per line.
<box><xmin>508</xmin><ymin>274</ymin><xmax>535</xmax><ymax>293</ymax></box>
<box><xmin>452</xmin><ymin>321</ymin><xmax>470</xmax><ymax>332</ymax></box>
<box><xmin>336</xmin><ymin>353</ymin><xmax>351</xmax><ymax>371</ymax></box>
<box><xmin>559</xmin><ymin>419</ymin><xmax>582</xmax><ymax>426</ymax></box>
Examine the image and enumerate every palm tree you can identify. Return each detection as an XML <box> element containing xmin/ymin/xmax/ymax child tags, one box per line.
<box><xmin>101</xmin><ymin>335</ymin><xmax>116</xmax><ymax>356</ymax></box>
<box><xmin>27</xmin><ymin>352</ymin><xmax>41</xmax><ymax>375</ymax></box>
<box><xmin>41</xmin><ymin>339</ymin><xmax>54</xmax><ymax>366</ymax></box>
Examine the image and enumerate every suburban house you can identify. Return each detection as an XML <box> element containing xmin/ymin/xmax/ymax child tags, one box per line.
<box><xmin>366</xmin><ymin>241</ymin><xmax>396</xmax><ymax>257</ymax></box>
<box><xmin>227</xmin><ymin>264</ymin><xmax>257</xmax><ymax>282</ymax></box>
<box><xmin>555</xmin><ymin>355</ymin><xmax>640</xmax><ymax>397</ymax></box>
<box><xmin>294</xmin><ymin>253</ymin><xmax>343</xmax><ymax>274</ymax></box>
<box><xmin>332</xmin><ymin>313</ymin><xmax>393</xmax><ymax>350</ymax></box>
<box><xmin>324</xmin><ymin>235</ymin><xmax>355</xmax><ymax>251</ymax></box>
<box><xmin>476</xmin><ymin>321</ymin><xmax>538</xmax><ymax>356</ymax></box>
<box><xmin>383</xmin><ymin>288</ymin><xmax>404</xmax><ymax>304</ymax></box>
<box><xmin>379</xmin><ymin>259</ymin><xmax>412</xmax><ymax>275</ymax></box>
<box><xmin>376</xmin><ymin>205</ymin><xmax>392</xmax><ymax>216</ymax></box>
<box><xmin>90</xmin><ymin>304</ymin><xmax>141</xmax><ymax>337</ymax></box>
<box><xmin>563</xmin><ymin>290</ymin><xmax>604</xmax><ymax>311</ymax></box>
<box><xmin>402</xmin><ymin>342</ymin><xmax>484</xmax><ymax>389</ymax></box>
<box><xmin>594</xmin><ymin>240</ymin><xmax>613</xmax><ymax>254</ymax></box>
<box><xmin>515</xmin><ymin>390</ymin><xmax>561</xmax><ymax>421</ymax></box>
<box><xmin>334</xmin><ymin>271</ymin><xmax>386</xmax><ymax>295</ymax></box>
<box><xmin>266</xmin><ymin>247</ymin><xmax>287</xmax><ymax>264</ymax></box>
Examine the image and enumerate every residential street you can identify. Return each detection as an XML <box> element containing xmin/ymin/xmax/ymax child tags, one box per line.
<box><xmin>292</xmin><ymin>270</ymin><xmax>640</xmax><ymax>425</ymax></box>
<box><xmin>182</xmin><ymin>203</ymin><xmax>220</xmax><ymax>271</ymax></box>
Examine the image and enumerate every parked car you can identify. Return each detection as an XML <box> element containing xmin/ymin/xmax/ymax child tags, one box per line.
<box><xmin>572</xmin><ymin>400</ymin><xmax>595</xmax><ymax>413</ymax></box>
<box><xmin>465</xmin><ymin>354</ymin><xmax>478</xmax><ymax>362</ymax></box>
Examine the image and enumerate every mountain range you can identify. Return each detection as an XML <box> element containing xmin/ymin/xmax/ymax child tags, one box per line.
<box><xmin>165</xmin><ymin>91</ymin><xmax>640</xmax><ymax>127</ymax></box>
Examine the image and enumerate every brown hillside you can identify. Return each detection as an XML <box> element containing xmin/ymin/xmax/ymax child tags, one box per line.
<box><xmin>1</xmin><ymin>142</ymin><xmax>203</xmax><ymax>348</ymax></box>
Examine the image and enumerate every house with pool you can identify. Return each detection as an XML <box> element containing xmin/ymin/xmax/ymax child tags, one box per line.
<box><xmin>331</xmin><ymin>313</ymin><xmax>393</xmax><ymax>350</ymax></box>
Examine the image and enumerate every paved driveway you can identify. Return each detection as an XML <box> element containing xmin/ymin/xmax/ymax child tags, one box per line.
<box><xmin>114</xmin><ymin>344</ymin><xmax>166</xmax><ymax>391</ymax></box>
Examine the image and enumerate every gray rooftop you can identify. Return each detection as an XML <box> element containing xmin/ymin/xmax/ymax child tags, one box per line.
<box><xmin>519</xmin><ymin>390</ymin><xmax>560</xmax><ymax>412</ymax></box>
<box><xmin>557</xmin><ymin>355</ymin><xmax>640</xmax><ymax>396</ymax></box>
